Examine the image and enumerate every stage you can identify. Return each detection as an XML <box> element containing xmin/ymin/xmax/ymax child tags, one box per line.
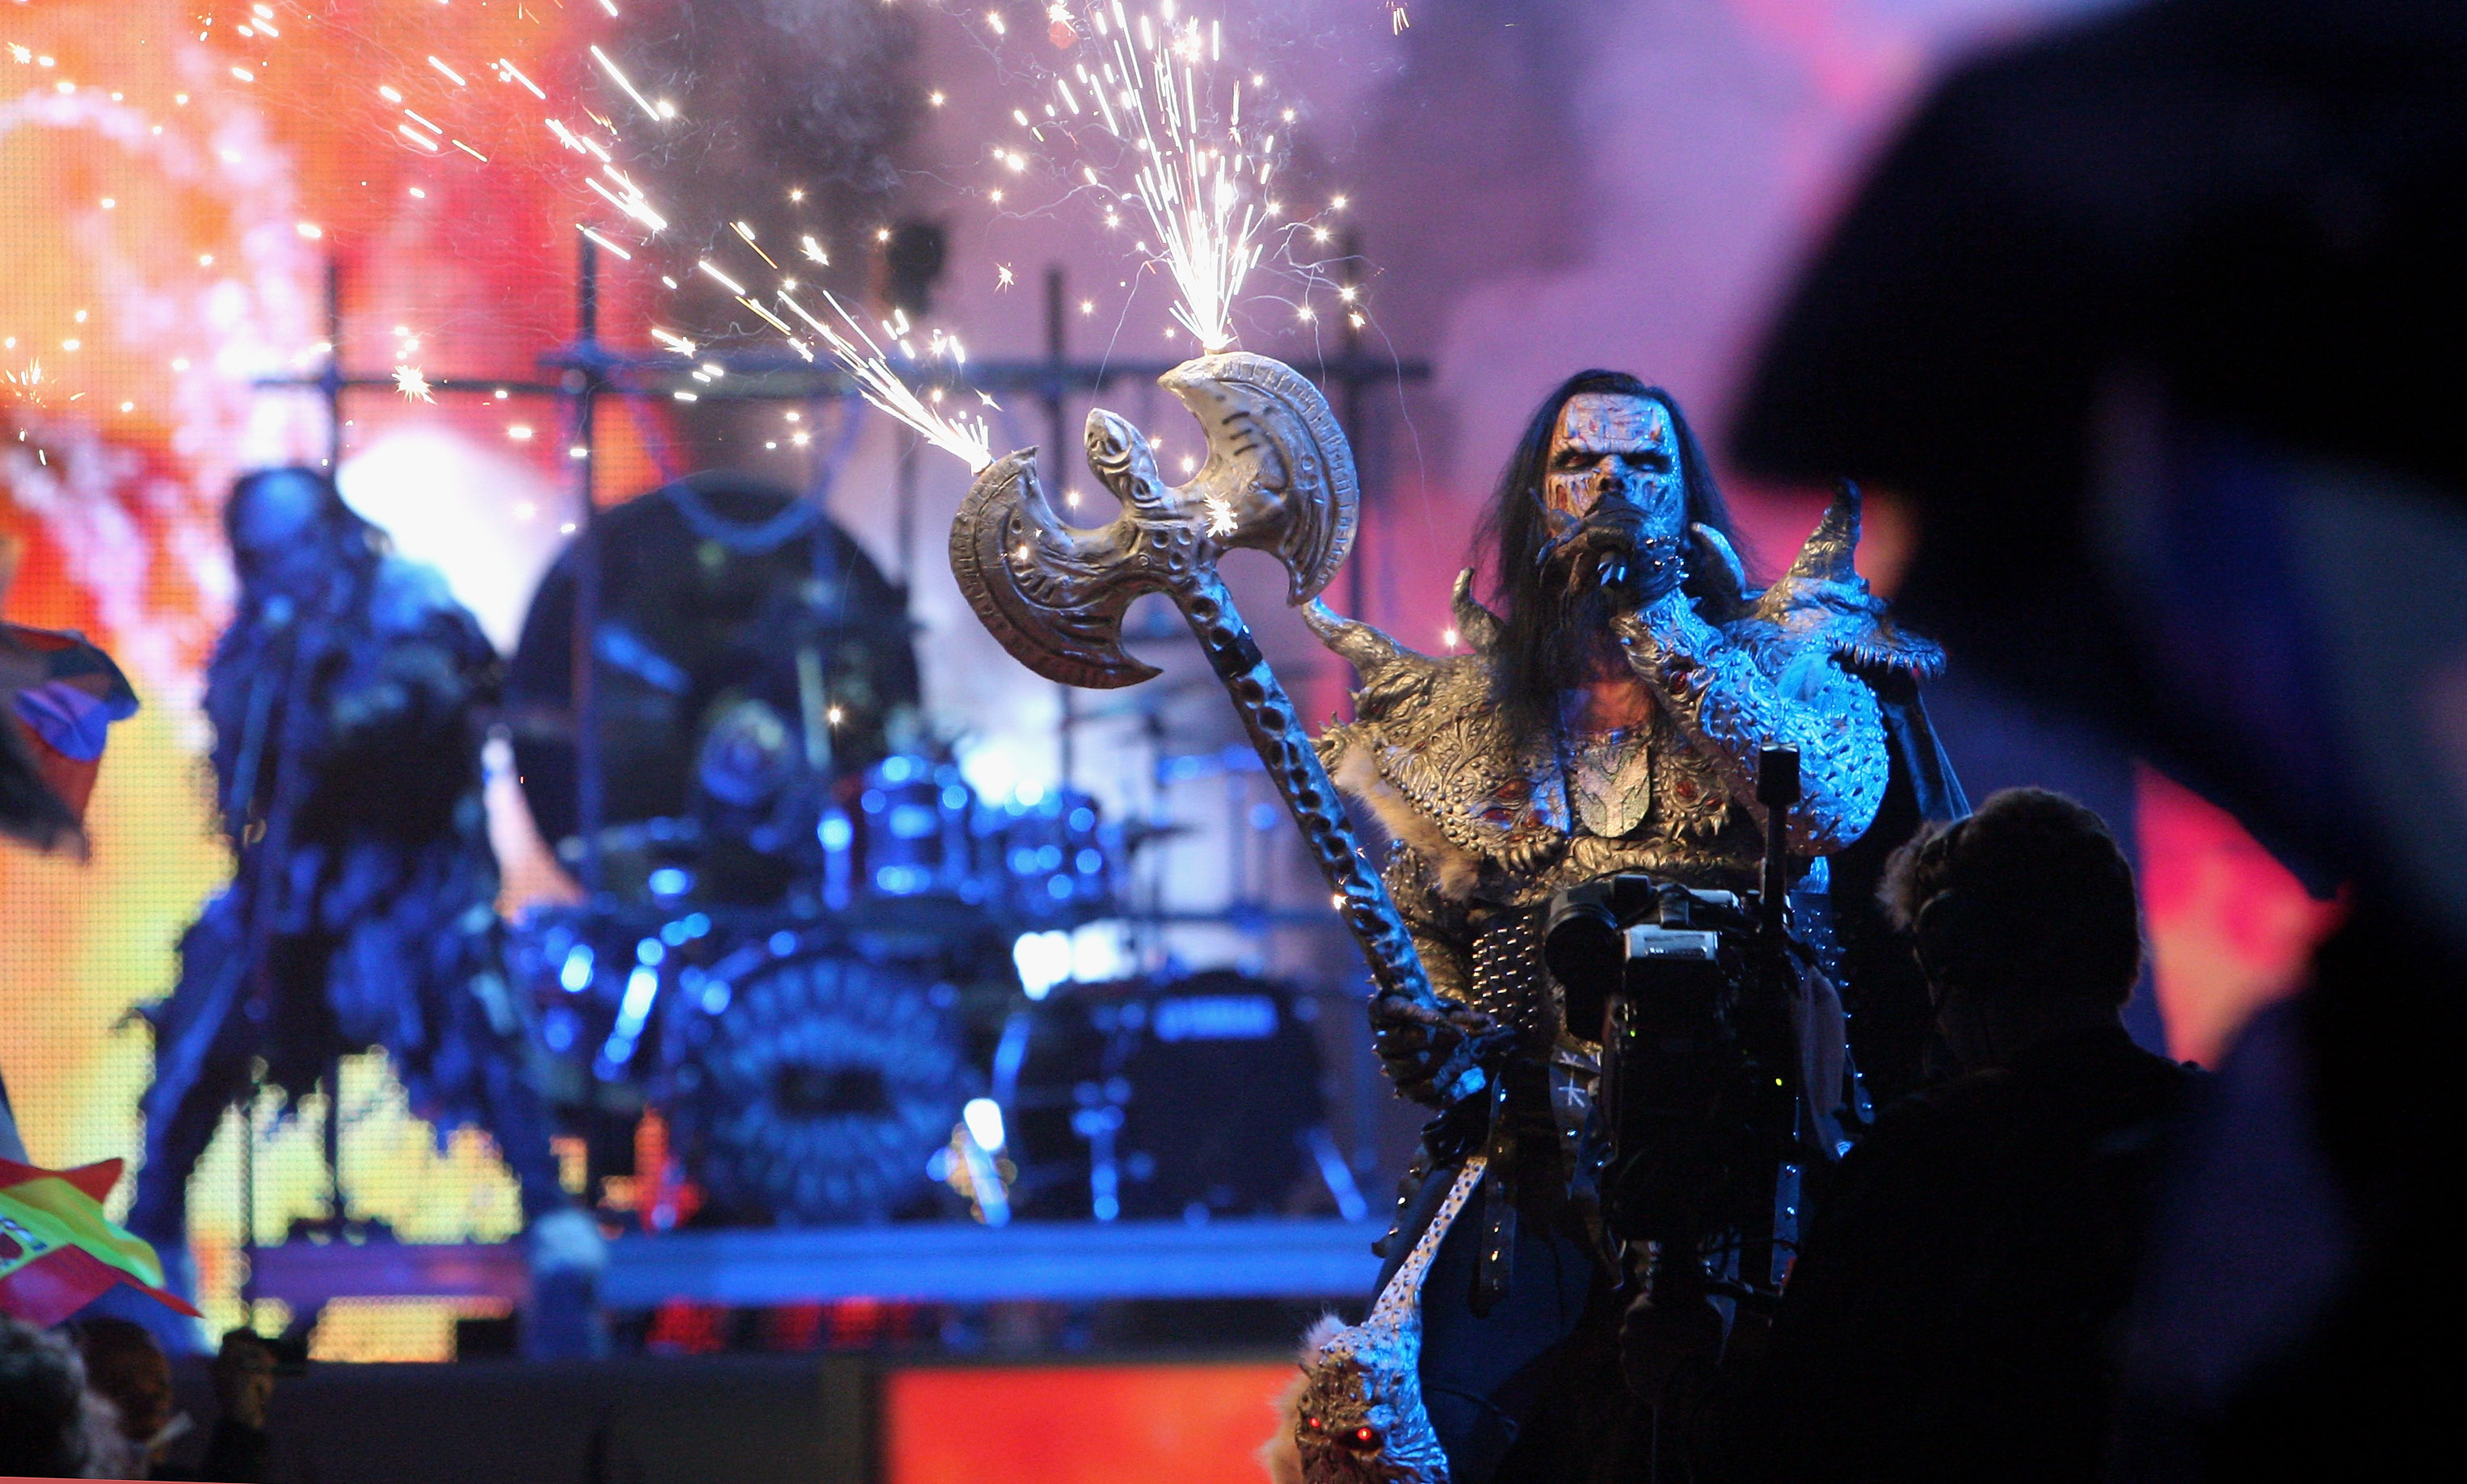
<box><xmin>1</xmin><ymin>5</ymin><xmax>2380</xmax><ymax>1482</ymax></box>
<box><xmin>162</xmin><ymin>1348</ymin><xmax>1298</xmax><ymax>1484</ymax></box>
<box><xmin>169</xmin><ymin>1221</ymin><xmax>1373</xmax><ymax>1482</ymax></box>
<box><xmin>246</xmin><ymin>1216</ymin><xmax>1388</xmax><ymax>1314</ymax></box>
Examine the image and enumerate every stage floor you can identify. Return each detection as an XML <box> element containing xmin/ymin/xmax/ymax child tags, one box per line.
<box><xmin>164</xmin><ymin>1349</ymin><xmax>1297</xmax><ymax>1484</ymax></box>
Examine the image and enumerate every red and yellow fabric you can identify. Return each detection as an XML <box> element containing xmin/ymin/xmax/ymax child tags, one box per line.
<box><xmin>0</xmin><ymin>1156</ymin><xmax>198</xmax><ymax>1329</ymax></box>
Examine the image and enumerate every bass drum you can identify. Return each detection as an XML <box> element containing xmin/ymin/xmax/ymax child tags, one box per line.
<box><xmin>993</xmin><ymin>970</ymin><xmax>1327</xmax><ymax>1221</ymax></box>
<box><xmin>663</xmin><ymin>931</ymin><xmax>975</xmax><ymax>1226</ymax></box>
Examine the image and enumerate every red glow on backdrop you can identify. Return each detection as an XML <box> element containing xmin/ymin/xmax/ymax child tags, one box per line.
<box><xmin>0</xmin><ymin>0</ymin><xmax>675</xmax><ymax>1349</ymax></box>
<box><xmin>2134</xmin><ymin>765</ymin><xmax>2345</xmax><ymax>1067</ymax></box>
<box><xmin>885</xmin><ymin>1362</ymin><xmax>1297</xmax><ymax>1484</ymax></box>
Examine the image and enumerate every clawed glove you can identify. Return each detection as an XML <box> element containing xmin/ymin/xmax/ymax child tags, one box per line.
<box><xmin>1370</xmin><ymin>990</ymin><xmax>1513</xmax><ymax>1106</ymax></box>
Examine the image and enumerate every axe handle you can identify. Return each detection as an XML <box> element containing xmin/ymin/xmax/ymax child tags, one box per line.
<box><xmin>1177</xmin><ymin>572</ymin><xmax>1438</xmax><ymax>1011</ymax></box>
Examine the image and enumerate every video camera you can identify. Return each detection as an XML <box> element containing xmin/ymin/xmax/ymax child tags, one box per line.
<box><xmin>1540</xmin><ymin>748</ymin><xmax>1821</xmax><ymax>1318</ymax></box>
<box><xmin>1544</xmin><ymin>875</ymin><xmax>1805</xmax><ymax>1293</ymax></box>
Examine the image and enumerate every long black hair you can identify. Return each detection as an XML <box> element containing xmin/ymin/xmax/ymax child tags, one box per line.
<box><xmin>1472</xmin><ymin>371</ymin><xmax>1746</xmax><ymax>739</ymax></box>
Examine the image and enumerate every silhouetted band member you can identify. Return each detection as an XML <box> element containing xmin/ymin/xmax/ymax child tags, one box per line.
<box><xmin>129</xmin><ymin>469</ymin><xmax>594</xmax><ymax>1352</ymax></box>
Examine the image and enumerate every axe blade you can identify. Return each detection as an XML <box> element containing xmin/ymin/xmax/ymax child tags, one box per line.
<box><xmin>949</xmin><ymin>448</ymin><xmax>1164</xmax><ymax>690</ymax></box>
<box><xmin>1164</xmin><ymin>352</ymin><xmax>1359</xmax><ymax>606</ymax></box>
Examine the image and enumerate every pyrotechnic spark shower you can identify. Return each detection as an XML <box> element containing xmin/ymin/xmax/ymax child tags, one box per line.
<box><xmin>1045</xmin><ymin>2</ymin><xmax>1273</xmax><ymax>352</ymax></box>
<box><xmin>774</xmin><ymin>288</ymin><xmax>995</xmax><ymax>472</ymax></box>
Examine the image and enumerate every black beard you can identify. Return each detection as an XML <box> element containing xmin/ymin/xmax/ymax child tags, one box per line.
<box><xmin>1539</xmin><ymin>499</ymin><xmax>1684</xmax><ymax>593</ymax></box>
<box><xmin>1533</xmin><ymin>554</ymin><xmax>1630</xmax><ymax>693</ymax></box>
<box><xmin>1500</xmin><ymin>505</ymin><xmax>1689</xmax><ymax>738</ymax></box>
<box><xmin>1536</xmin><ymin>510</ymin><xmax>1687</xmax><ymax>675</ymax></box>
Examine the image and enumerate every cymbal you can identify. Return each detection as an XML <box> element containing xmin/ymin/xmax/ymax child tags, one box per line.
<box><xmin>506</xmin><ymin>472</ymin><xmax>919</xmax><ymax>848</ymax></box>
<box><xmin>1066</xmin><ymin>674</ymin><xmax>1223</xmax><ymax>724</ymax></box>
<box><xmin>1115</xmin><ymin>818</ymin><xmax>1197</xmax><ymax>851</ymax></box>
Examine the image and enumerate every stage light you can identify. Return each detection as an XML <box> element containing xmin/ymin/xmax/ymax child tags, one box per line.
<box><xmin>1012</xmin><ymin>931</ymin><xmax>1072</xmax><ymax>1000</ymax></box>
<box><xmin>962</xmin><ymin>1099</ymin><xmax>1006</xmax><ymax>1154</ymax></box>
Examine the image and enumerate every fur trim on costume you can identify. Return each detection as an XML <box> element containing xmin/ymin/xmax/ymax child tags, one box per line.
<box><xmin>1329</xmin><ymin>741</ymin><xmax>1481</xmax><ymax>901</ymax></box>
<box><xmin>1259</xmin><ymin>1314</ymin><xmax>1351</xmax><ymax>1484</ymax></box>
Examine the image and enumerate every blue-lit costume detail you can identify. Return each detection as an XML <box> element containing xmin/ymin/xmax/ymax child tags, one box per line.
<box><xmin>127</xmin><ymin>471</ymin><xmax>566</xmax><ymax>1252</ymax></box>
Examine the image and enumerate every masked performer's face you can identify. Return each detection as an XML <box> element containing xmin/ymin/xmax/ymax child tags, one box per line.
<box><xmin>1526</xmin><ymin>393</ymin><xmax>1691</xmax><ymax>697</ymax></box>
<box><xmin>1544</xmin><ymin>393</ymin><xmax>1685</xmax><ymax>537</ymax></box>
<box><xmin>230</xmin><ymin>471</ymin><xmax>333</xmax><ymax>595</ymax></box>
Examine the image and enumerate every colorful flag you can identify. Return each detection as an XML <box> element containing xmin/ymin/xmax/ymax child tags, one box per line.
<box><xmin>0</xmin><ymin>1156</ymin><xmax>199</xmax><ymax>1329</ymax></box>
<box><xmin>0</xmin><ymin>619</ymin><xmax>140</xmax><ymax>854</ymax></box>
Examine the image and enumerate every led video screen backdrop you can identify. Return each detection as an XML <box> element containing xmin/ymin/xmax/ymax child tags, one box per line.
<box><xmin>2</xmin><ymin>0</ymin><xmax>2340</xmax><ymax>1364</ymax></box>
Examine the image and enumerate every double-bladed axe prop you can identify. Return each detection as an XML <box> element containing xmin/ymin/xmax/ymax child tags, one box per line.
<box><xmin>950</xmin><ymin>352</ymin><xmax>1484</xmax><ymax>1093</ymax></box>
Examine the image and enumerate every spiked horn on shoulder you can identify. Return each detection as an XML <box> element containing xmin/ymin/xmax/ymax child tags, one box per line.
<box><xmin>1749</xmin><ymin>481</ymin><xmax>1946</xmax><ymax>677</ymax></box>
<box><xmin>951</xmin><ymin>353</ymin><xmax>1459</xmax><ymax>1043</ymax></box>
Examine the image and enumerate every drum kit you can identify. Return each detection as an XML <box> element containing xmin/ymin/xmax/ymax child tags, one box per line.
<box><xmin>503</xmin><ymin>473</ymin><xmax>1348</xmax><ymax>1229</ymax></box>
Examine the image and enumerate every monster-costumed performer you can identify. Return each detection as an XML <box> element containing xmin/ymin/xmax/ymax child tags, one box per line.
<box><xmin>126</xmin><ymin>469</ymin><xmax>599</xmax><ymax>1355</ymax></box>
<box><xmin>1305</xmin><ymin>372</ymin><xmax>1964</xmax><ymax>1482</ymax></box>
